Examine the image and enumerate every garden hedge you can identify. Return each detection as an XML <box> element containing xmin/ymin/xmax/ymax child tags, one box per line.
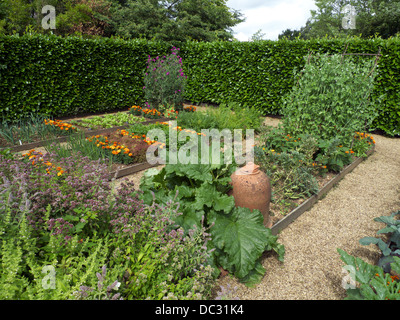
<box><xmin>0</xmin><ymin>34</ymin><xmax>399</xmax><ymax>136</ymax></box>
<box><xmin>0</xmin><ymin>35</ymin><xmax>170</xmax><ymax>120</ymax></box>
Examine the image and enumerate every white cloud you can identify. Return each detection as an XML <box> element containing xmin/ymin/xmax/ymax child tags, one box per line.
<box><xmin>227</xmin><ymin>0</ymin><xmax>318</xmax><ymax>41</ymax></box>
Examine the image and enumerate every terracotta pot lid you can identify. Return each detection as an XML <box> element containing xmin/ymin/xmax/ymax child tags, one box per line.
<box><xmin>238</xmin><ymin>162</ymin><xmax>260</xmax><ymax>175</ymax></box>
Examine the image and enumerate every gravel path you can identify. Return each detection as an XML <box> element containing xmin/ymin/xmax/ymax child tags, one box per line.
<box><xmin>215</xmin><ymin>133</ymin><xmax>400</xmax><ymax>300</ymax></box>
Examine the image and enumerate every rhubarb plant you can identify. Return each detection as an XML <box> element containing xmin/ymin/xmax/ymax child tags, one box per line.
<box><xmin>139</xmin><ymin>155</ymin><xmax>284</xmax><ymax>286</ymax></box>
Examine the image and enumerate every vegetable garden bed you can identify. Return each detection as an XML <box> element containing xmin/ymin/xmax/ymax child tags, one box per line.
<box><xmin>8</xmin><ymin>106</ymin><xmax>377</xmax><ymax>229</ymax></box>
<box><xmin>2</xmin><ymin>95</ymin><xmax>379</xmax><ymax>291</ymax></box>
<box><xmin>269</xmin><ymin>144</ymin><xmax>375</xmax><ymax>235</ymax></box>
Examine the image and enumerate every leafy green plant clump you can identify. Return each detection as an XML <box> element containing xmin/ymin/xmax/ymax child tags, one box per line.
<box><xmin>70</xmin><ymin>112</ymin><xmax>145</xmax><ymax>129</ymax></box>
<box><xmin>0</xmin><ymin>152</ymin><xmax>215</xmax><ymax>300</ymax></box>
<box><xmin>359</xmin><ymin>211</ymin><xmax>400</xmax><ymax>273</ymax></box>
<box><xmin>177</xmin><ymin>102</ymin><xmax>263</xmax><ymax>132</ymax></box>
<box><xmin>139</xmin><ymin>152</ymin><xmax>285</xmax><ymax>286</ymax></box>
<box><xmin>338</xmin><ymin>249</ymin><xmax>400</xmax><ymax>300</ymax></box>
<box><xmin>338</xmin><ymin>210</ymin><xmax>400</xmax><ymax>300</ymax></box>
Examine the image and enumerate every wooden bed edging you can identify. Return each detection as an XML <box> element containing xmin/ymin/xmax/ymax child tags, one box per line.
<box><xmin>270</xmin><ymin>145</ymin><xmax>375</xmax><ymax>236</ymax></box>
<box><xmin>108</xmin><ymin>161</ymin><xmax>159</xmax><ymax>180</ymax></box>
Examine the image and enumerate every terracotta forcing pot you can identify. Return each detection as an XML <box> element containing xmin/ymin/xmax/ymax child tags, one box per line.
<box><xmin>230</xmin><ymin>162</ymin><xmax>272</xmax><ymax>228</ymax></box>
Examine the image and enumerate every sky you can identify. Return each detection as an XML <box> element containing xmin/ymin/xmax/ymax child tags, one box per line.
<box><xmin>226</xmin><ymin>0</ymin><xmax>318</xmax><ymax>41</ymax></box>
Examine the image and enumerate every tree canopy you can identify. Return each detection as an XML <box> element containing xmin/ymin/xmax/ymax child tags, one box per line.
<box><xmin>111</xmin><ymin>0</ymin><xmax>244</xmax><ymax>42</ymax></box>
<box><xmin>279</xmin><ymin>0</ymin><xmax>400</xmax><ymax>40</ymax></box>
<box><xmin>0</xmin><ymin>0</ymin><xmax>244</xmax><ymax>42</ymax></box>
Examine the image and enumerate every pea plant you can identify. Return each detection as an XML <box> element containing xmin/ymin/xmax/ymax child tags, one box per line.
<box><xmin>281</xmin><ymin>53</ymin><xmax>383</xmax><ymax>147</ymax></box>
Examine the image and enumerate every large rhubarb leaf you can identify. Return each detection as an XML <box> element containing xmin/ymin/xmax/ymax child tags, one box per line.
<box><xmin>211</xmin><ymin>206</ymin><xmax>283</xmax><ymax>281</ymax></box>
<box><xmin>193</xmin><ymin>183</ymin><xmax>235</xmax><ymax>214</ymax></box>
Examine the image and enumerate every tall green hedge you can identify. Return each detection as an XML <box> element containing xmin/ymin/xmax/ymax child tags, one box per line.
<box><xmin>0</xmin><ymin>34</ymin><xmax>399</xmax><ymax>136</ymax></box>
<box><xmin>0</xmin><ymin>34</ymin><xmax>170</xmax><ymax>120</ymax></box>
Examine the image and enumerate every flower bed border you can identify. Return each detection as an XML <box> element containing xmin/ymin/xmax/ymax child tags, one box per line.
<box><xmin>270</xmin><ymin>145</ymin><xmax>375</xmax><ymax>236</ymax></box>
<box><xmin>5</xmin><ymin>117</ymin><xmax>170</xmax><ymax>153</ymax></box>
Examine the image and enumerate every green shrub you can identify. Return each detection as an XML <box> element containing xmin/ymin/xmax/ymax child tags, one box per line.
<box><xmin>0</xmin><ymin>34</ymin><xmax>170</xmax><ymax>121</ymax></box>
<box><xmin>338</xmin><ymin>210</ymin><xmax>400</xmax><ymax>300</ymax></box>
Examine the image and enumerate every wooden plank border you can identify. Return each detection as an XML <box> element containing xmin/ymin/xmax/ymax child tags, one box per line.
<box><xmin>270</xmin><ymin>145</ymin><xmax>375</xmax><ymax>236</ymax></box>
<box><xmin>108</xmin><ymin>161</ymin><xmax>159</xmax><ymax>180</ymax></box>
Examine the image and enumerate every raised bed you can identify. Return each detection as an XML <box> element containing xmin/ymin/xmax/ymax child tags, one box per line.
<box><xmin>8</xmin><ymin>117</ymin><xmax>376</xmax><ymax>226</ymax></box>
<box><xmin>270</xmin><ymin>145</ymin><xmax>375</xmax><ymax>235</ymax></box>
<box><xmin>109</xmin><ymin>142</ymin><xmax>375</xmax><ymax>226</ymax></box>
<box><xmin>6</xmin><ymin>117</ymin><xmax>170</xmax><ymax>153</ymax></box>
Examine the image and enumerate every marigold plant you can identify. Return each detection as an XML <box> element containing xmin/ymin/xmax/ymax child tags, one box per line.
<box><xmin>44</xmin><ymin>119</ymin><xmax>76</xmax><ymax>132</ymax></box>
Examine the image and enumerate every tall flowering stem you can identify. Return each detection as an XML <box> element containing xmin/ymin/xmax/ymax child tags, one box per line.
<box><xmin>143</xmin><ymin>47</ymin><xmax>187</xmax><ymax>112</ymax></box>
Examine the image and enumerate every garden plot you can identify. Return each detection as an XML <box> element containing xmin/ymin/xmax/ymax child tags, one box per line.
<box><xmin>110</xmin><ymin>112</ymin><xmax>375</xmax><ymax>236</ymax></box>
<box><xmin>0</xmin><ymin>106</ymin><xmax>379</xmax><ymax>296</ymax></box>
<box><xmin>10</xmin><ymin>103</ymin><xmax>376</xmax><ymax>234</ymax></box>
<box><xmin>0</xmin><ymin>107</ymin><xmax>171</xmax><ymax>152</ymax></box>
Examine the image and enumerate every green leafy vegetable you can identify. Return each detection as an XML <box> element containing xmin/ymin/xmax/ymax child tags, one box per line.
<box><xmin>210</xmin><ymin>206</ymin><xmax>284</xmax><ymax>285</ymax></box>
<box><xmin>139</xmin><ymin>155</ymin><xmax>285</xmax><ymax>285</ymax></box>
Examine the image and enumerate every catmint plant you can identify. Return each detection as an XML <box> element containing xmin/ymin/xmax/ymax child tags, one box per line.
<box><xmin>75</xmin><ymin>265</ymin><xmax>122</xmax><ymax>300</ymax></box>
<box><xmin>143</xmin><ymin>47</ymin><xmax>187</xmax><ymax>111</ymax></box>
<box><xmin>0</xmin><ymin>151</ymin><xmax>217</xmax><ymax>300</ymax></box>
